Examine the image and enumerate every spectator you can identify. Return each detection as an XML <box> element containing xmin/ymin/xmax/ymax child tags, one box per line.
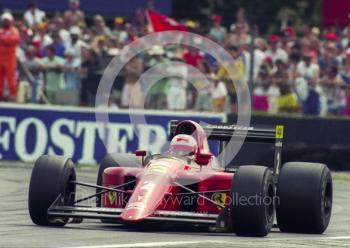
<box><xmin>282</xmin><ymin>24</ymin><xmax>296</xmax><ymax>49</ymax></box>
<box><xmin>253</xmin><ymin>82</ymin><xmax>269</xmax><ymax>112</ymax></box>
<box><xmin>341</xmin><ymin>27</ymin><xmax>350</xmax><ymax>49</ymax></box>
<box><xmin>91</xmin><ymin>15</ymin><xmax>111</xmax><ymax>37</ymax></box>
<box><xmin>183</xmin><ymin>47</ymin><xmax>203</xmax><ymax>68</ymax></box>
<box><xmin>340</xmin><ymin>49</ymin><xmax>350</xmax><ymax>85</ymax></box>
<box><xmin>235</xmin><ymin>8</ymin><xmax>249</xmax><ymax>34</ymax></box>
<box><xmin>80</xmin><ymin>48</ymin><xmax>102</xmax><ymax>106</ymax></box>
<box><xmin>54</xmin><ymin>16</ymin><xmax>70</xmax><ymax>46</ymax></box>
<box><xmin>288</xmin><ymin>43</ymin><xmax>302</xmax><ymax>80</ymax></box>
<box><xmin>195</xmin><ymin>61</ymin><xmax>212</xmax><ymax>111</ymax></box>
<box><xmin>320</xmin><ymin>66</ymin><xmax>346</xmax><ymax>115</ymax></box>
<box><xmin>22</xmin><ymin>45</ymin><xmax>42</xmax><ymax>101</ymax></box>
<box><xmin>242</xmin><ymin>38</ymin><xmax>266</xmax><ymax>82</ymax></box>
<box><xmin>211</xmin><ymin>73</ymin><xmax>228</xmax><ymax>112</ymax></box>
<box><xmin>319</xmin><ymin>42</ymin><xmax>339</xmax><ymax>72</ymax></box>
<box><xmin>65</xmin><ymin>26</ymin><xmax>85</xmax><ymax>59</ymax></box>
<box><xmin>167</xmin><ymin>50</ymin><xmax>188</xmax><ymax>110</ymax></box>
<box><xmin>145</xmin><ymin>46</ymin><xmax>168</xmax><ymax>109</ymax></box>
<box><xmin>302</xmin><ymin>78</ymin><xmax>321</xmax><ymax>116</ymax></box>
<box><xmin>0</xmin><ymin>12</ymin><xmax>20</xmax><ymax>101</ymax></box>
<box><xmin>300</xmin><ymin>23</ymin><xmax>320</xmax><ymax>52</ymax></box>
<box><xmin>209</xmin><ymin>15</ymin><xmax>226</xmax><ymax>44</ymax></box>
<box><xmin>225</xmin><ymin>24</ymin><xmax>250</xmax><ymax>47</ymax></box>
<box><xmin>278</xmin><ymin>84</ymin><xmax>299</xmax><ymax>113</ymax></box>
<box><xmin>41</xmin><ymin>46</ymin><xmax>65</xmax><ymax>104</ymax></box>
<box><xmin>272</xmin><ymin>59</ymin><xmax>290</xmax><ymax>85</ymax></box>
<box><xmin>217</xmin><ymin>45</ymin><xmax>245</xmax><ymax>112</ymax></box>
<box><xmin>296</xmin><ymin>54</ymin><xmax>320</xmax><ymax>80</ymax></box>
<box><xmin>64</xmin><ymin>0</ymin><xmax>85</xmax><ymax>28</ymax></box>
<box><xmin>112</xmin><ymin>17</ymin><xmax>128</xmax><ymax>43</ymax></box>
<box><xmin>121</xmin><ymin>74</ymin><xmax>143</xmax><ymax>108</ymax></box>
<box><xmin>46</xmin><ymin>30</ymin><xmax>66</xmax><ymax>57</ymax></box>
<box><xmin>265</xmin><ymin>34</ymin><xmax>288</xmax><ymax>63</ymax></box>
<box><xmin>32</xmin><ymin>21</ymin><xmax>52</xmax><ymax>56</ymax></box>
<box><xmin>63</xmin><ymin>48</ymin><xmax>81</xmax><ymax>105</ymax></box>
<box><xmin>121</xmin><ymin>56</ymin><xmax>143</xmax><ymax>108</ymax></box>
<box><xmin>23</xmin><ymin>0</ymin><xmax>46</xmax><ymax>28</ymax></box>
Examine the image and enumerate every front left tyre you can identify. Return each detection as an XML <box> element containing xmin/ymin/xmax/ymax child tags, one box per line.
<box><xmin>230</xmin><ymin>165</ymin><xmax>275</xmax><ymax>237</ymax></box>
<box><xmin>28</xmin><ymin>155</ymin><xmax>76</xmax><ymax>226</ymax></box>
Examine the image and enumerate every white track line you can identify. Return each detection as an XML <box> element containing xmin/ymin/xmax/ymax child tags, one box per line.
<box><xmin>322</xmin><ymin>236</ymin><xmax>350</xmax><ymax>240</ymax></box>
<box><xmin>62</xmin><ymin>240</ymin><xmax>228</xmax><ymax>248</ymax></box>
<box><xmin>61</xmin><ymin>236</ymin><xmax>350</xmax><ymax>248</ymax></box>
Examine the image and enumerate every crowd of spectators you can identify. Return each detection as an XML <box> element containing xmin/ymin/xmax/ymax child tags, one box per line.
<box><xmin>1</xmin><ymin>0</ymin><xmax>350</xmax><ymax>117</ymax></box>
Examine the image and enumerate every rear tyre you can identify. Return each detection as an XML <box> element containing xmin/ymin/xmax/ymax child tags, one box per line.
<box><xmin>276</xmin><ymin>162</ymin><xmax>333</xmax><ymax>234</ymax></box>
<box><xmin>230</xmin><ymin>166</ymin><xmax>275</xmax><ymax>237</ymax></box>
<box><xmin>28</xmin><ymin>155</ymin><xmax>76</xmax><ymax>226</ymax></box>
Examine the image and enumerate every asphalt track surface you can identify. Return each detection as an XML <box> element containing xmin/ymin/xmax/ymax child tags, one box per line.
<box><xmin>1</xmin><ymin>166</ymin><xmax>350</xmax><ymax>248</ymax></box>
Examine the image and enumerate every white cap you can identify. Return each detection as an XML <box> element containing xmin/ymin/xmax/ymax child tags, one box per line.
<box><xmin>1</xmin><ymin>12</ymin><xmax>14</xmax><ymax>22</ymax></box>
<box><xmin>148</xmin><ymin>45</ymin><xmax>164</xmax><ymax>56</ymax></box>
<box><xmin>70</xmin><ymin>26</ymin><xmax>81</xmax><ymax>36</ymax></box>
<box><xmin>64</xmin><ymin>48</ymin><xmax>75</xmax><ymax>56</ymax></box>
<box><xmin>107</xmin><ymin>48</ymin><xmax>120</xmax><ymax>56</ymax></box>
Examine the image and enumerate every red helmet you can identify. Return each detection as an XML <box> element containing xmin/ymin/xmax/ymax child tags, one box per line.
<box><xmin>170</xmin><ymin>134</ymin><xmax>198</xmax><ymax>156</ymax></box>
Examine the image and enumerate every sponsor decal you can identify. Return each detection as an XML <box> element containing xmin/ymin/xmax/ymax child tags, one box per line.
<box><xmin>206</xmin><ymin>124</ymin><xmax>254</xmax><ymax>131</ymax></box>
<box><xmin>107</xmin><ymin>191</ymin><xmax>117</xmax><ymax>205</ymax></box>
<box><xmin>213</xmin><ymin>192</ymin><xmax>227</xmax><ymax>209</ymax></box>
<box><xmin>276</xmin><ymin>125</ymin><xmax>284</xmax><ymax>139</ymax></box>
<box><xmin>148</xmin><ymin>164</ymin><xmax>169</xmax><ymax>174</ymax></box>
<box><xmin>126</xmin><ymin>202</ymin><xmax>146</xmax><ymax>210</ymax></box>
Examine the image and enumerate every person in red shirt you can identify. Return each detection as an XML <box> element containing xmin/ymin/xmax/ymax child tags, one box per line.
<box><xmin>183</xmin><ymin>47</ymin><xmax>204</xmax><ymax>68</ymax></box>
<box><xmin>0</xmin><ymin>13</ymin><xmax>20</xmax><ymax>101</ymax></box>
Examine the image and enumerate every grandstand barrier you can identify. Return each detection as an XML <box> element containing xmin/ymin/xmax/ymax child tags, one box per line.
<box><xmin>228</xmin><ymin>113</ymin><xmax>350</xmax><ymax>171</ymax></box>
<box><xmin>0</xmin><ymin>104</ymin><xmax>224</xmax><ymax>165</ymax></box>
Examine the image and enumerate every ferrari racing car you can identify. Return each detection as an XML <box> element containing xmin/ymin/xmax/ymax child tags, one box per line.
<box><xmin>28</xmin><ymin>120</ymin><xmax>333</xmax><ymax>237</ymax></box>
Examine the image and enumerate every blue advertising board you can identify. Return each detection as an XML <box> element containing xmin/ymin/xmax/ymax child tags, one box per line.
<box><xmin>0</xmin><ymin>104</ymin><xmax>224</xmax><ymax>164</ymax></box>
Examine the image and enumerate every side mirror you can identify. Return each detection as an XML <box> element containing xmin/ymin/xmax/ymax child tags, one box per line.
<box><xmin>135</xmin><ymin>150</ymin><xmax>147</xmax><ymax>167</ymax></box>
<box><xmin>135</xmin><ymin>150</ymin><xmax>147</xmax><ymax>157</ymax></box>
<box><xmin>196</xmin><ymin>152</ymin><xmax>212</xmax><ymax>165</ymax></box>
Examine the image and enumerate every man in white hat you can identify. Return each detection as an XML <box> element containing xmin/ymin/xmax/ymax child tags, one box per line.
<box><xmin>0</xmin><ymin>12</ymin><xmax>20</xmax><ymax>101</ymax></box>
<box><xmin>65</xmin><ymin>26</ymin><xmax>85</xmax><ymax>59</ymax></box>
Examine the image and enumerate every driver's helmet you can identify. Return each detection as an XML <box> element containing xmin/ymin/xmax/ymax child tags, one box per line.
<box><xmin>170</xmin><ymin>134</ymin><xmax>198</xmax><ymax>156</ymax></box>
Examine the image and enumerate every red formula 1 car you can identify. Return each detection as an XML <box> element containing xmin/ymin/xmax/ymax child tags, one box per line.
<box><xmin>28</xmin><ymin>120</ymin><xmax>333</xmax><ymax>237</ymax></box>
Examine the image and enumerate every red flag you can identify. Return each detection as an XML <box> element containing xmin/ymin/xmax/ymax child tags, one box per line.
<box><xmin>146</xmin><ymin>10</ymin><xmax>187</xmax><ymax>32</ymax></box>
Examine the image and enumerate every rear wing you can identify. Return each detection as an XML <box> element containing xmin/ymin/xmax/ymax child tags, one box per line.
<box><xmin>169</xmin><ymin>120</ymin><xmax>284</xmax><ymax>179</ymax></box>
<box><xmin>170</xmin><ymin>121</ymin><xmax>282</xmax><ymax>143</ymax></box>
